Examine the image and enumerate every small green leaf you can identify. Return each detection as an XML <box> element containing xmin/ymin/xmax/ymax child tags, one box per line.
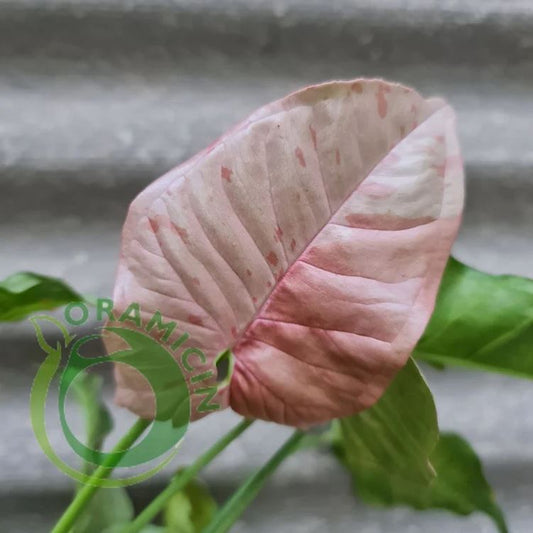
<box><xmin>71</xmin><ymin>487</ymin><xmax>134</xmax><ymax>533</ymax></box>
<box><xmin>428</xmin><ymin>434</ymin><xmax>508</xmax><ymax>533</ymax></box>
<box><xmin>0</xmin><ymin>271</ymin><xmax>84</xmax><ymax>321</ymax></box>
<box><xmin>71</xmin><ymin>371</ymin><xmax>113</xmax><ymax>471</ymax></box>
<box><xmin>163</xmin><ymin>474</ymin><xmax>218</xmax><ymax>533</ymax></box>
<box><xmin>334</xmin><ymin>431</ymin><xmax>508</xmax><ymax>533</ymax></box>
<box><xmin>333</xmin><ymin>358</ymin><xmax>439</xmax><ymax>486</ymax></box>
<box><xmin>414</xmin><ymin>257</ymin><xmax>533</xmax><ymax>378</ymax></box>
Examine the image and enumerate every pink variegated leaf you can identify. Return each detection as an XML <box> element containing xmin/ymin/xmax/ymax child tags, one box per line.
<box><xmin>107</xmin><ymin>79</ymin><xmax>464</xmax><ymax>426</ymax></box>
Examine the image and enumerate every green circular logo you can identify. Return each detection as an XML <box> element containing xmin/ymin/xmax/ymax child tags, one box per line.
<box><xmin>29</xmin><ymin>305</ymin><xmax>195</xmax><ymax>487</ymax></box>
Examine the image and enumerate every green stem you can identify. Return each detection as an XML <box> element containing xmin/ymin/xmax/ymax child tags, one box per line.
<box><xmin>122</xmin><ymin>418</ymin><xmax>255</xmax><ymax>533</ymax></box>
<box><xmin>203</xmin><ymin>430</ymin><xmax>305</xmax><ymax>533</ymax></box>
<box><xmin>52</xmin><ymin>417</ymin><xmax>151</xmax><ymax>533</ymax></box>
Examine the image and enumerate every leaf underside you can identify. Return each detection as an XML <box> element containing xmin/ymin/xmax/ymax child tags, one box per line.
<box><xmin>331</xmin><ymin>360</ymin><xmax>508</xmax><ymax>533</ymax></box>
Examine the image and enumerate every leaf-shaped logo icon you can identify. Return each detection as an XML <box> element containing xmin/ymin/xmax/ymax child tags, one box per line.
<box><xmin>29</xmin><ymin>314</ymin><xmax>191</xmax><ymax>486</ymax></box>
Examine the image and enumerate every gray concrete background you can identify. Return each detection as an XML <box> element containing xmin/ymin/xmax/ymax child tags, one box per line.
<box><xmin>0</xmin><ymin>1</ymin><xmax>532</xmax><ymax>532</ymax></box>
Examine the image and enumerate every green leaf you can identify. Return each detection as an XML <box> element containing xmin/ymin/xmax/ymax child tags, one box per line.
<box><xmin>71</xmin><ymin>371</ymin><xmax>113</xmax><ymax>471</ymax></box>
<box><xmin>329</xmin><ymin>362</ymin><xmax>507</xmax><ymax>533</ymax></box>
<box><xmin>71</xmin><ymin>488</ymin><xmax>134</xmax><ymax>533</ymax></box>
<box><xmin>163</xmin><ymin>474</ymin><xmax>218</xmax><ymax>533</ymax></box>
<box><xmin>428</xmin><ymin>434</ymin><xmax>508</xmax><ymax>532</ymax></box>
<box><xmin>0</xmin><ymin>271</ymin><xmax>84</xmax><ymax>321</ymax></box>
<box><xmin>335</xmin><ymin>430</ymin><xmax>508</xmax><ymax>533</ymax></box>
<box><xmin>333</xmin><ymin>358</ymin><xmax>439</xmax><ymax>486</ymax></box>
<box><xmin>414</xmin><ymin>257</ymin><xmax>533</xmax><ymax>378</ymax></box>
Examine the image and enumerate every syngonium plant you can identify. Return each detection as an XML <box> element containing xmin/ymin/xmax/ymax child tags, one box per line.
<box><xmin>4</xmin><ymin>78</ymin><xmax>533</xmax><ymax>533</ymax></box>
<box><xmin>108</xmin><ymin>79</ymin><xmax>463</xmax><ymax>426</ymax></box>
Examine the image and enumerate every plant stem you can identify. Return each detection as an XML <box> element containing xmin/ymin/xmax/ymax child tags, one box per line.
<box><xmin>203</xmin><ymin>430</ymin><xmax>305</xmax><ymax>533</ymax></box>
<box><xmin>122</xmin><ymin>418</ymin><xmax>255</xmax><ymax>533</ymax></box>
<box><xmin>52</xmin><ymin>417</ymin><xmax>151</xmax><ymax>533</ymax></box>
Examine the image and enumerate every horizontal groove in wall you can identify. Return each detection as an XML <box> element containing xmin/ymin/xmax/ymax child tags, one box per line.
<box><xmin>0</xmin><ymin>2</ymin><xmax>532</xmax><ymax>65</ymax></box>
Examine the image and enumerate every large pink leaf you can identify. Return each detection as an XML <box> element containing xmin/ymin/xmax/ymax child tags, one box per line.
<box><xmin>108</xmin><ymin>79</ymin><xmax>464</xmax><ymax>426</ymax></box>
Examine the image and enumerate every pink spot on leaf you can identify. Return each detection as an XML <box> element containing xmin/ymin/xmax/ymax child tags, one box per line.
<box><xmin>231</xmin><ymin>326</ymin><xmax>238</xmax><ymax>338</ymax></box>
<box><xmin>432</xmin><ymin>163</ymin><xmax>446</xmax><ymax>177</ymax></box>
<box><xmin>188</xmin><ymin>314</ymin><xmax>203</xmax><ymax>327</ymax></box>
<box><xmin>309</xmin><ymin>126</ymin><xmax>317</xmax><ymax>150</ymax></box>
<box><xmin>221</xmin><ymin>166</ymin><xmax>233</xmax><ymax>182</ymax></box>
<box><xmin>295</xmin><ymin>147</ymin><xmax>306</xmax><ymax>168</ymax></box>
<box><xmin>375</xmin><ymin>85</ymin><xmax>389</xmax><ymax>119</ymax></box>
<box><xmin>192</xmin><ymin>277</ymin><xmax>200</xmax><ymax>286</ymax></box>
<box><xmin>290</xmin><ymin>238</ymin><xmax>296</xmax><ymax>252</ymax></box>
<box><xmin>148</xmin><ymin>218</ymin><xmax>159</xmax><ymax>233</ymax></box>
<box><xmin>266</xmin><ymin>251</ymin><xmax>279</xmax><ymax>267</ymax></box>
<box><xmin>171</xmin><ymin>224</ymin><xmax>190</xmax><ymax>244</ymax></box>
<box><xmin>275</xmin><ymin>225</ymin><xmax>283</xmax><ymax>240</ymax></box>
